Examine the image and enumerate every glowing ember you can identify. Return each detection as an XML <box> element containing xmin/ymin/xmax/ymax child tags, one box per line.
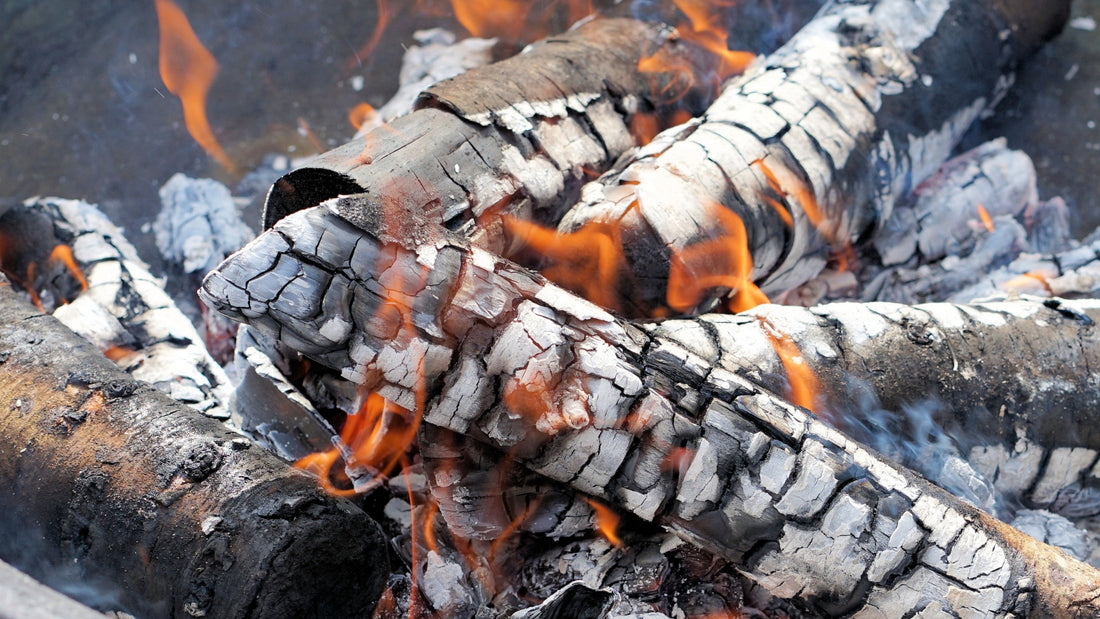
<box><xmin>155</xmin><ymin>0</ymin><xmax>238</xmax><ymax>174</ymax></box>
<box><xmin>757</xmin><ymin>317</ymin><xmax>824</xmax><ymax>415</ymax></box>
<box><xmin>583</xmin><ymin>497</ymin><xmax>623</xmax><ymax>547</ymax></box>
<box><xmin>629</xmin><ymin>109</ymin><xmax>694</xmax><ymax>146</ymax></box>
<box><xmin>504</xmin><ymin>215</ymin><xmax>627</xmax><ymax>312</ymax></box>
<box><xmin>102</xmin><ymin>345</ymin><xmax>137</xmax><ymax>362</ymax></box>
<box><xmin>977</xmin><ymin>203</ymin><xmax>995</xmax><ymax>232</ymax></box>
<box><xmin>667</xmin><ymin>205</ymin><xmax>769</xmax><ymax>314</ymax></box>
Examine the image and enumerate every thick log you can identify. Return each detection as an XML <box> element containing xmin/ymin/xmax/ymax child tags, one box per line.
<box><xmin>262</xmin><ymin>18</ymin><xmax>722</xmax><ymax>242</ymax></box>
<box><xmin>0</xmin><ymin>282</ymin><xmax>387</xmax><ymax>618</ymax></box>
<box><xmin>549</xmin><ymin>0</ymin><xmax>1070</xmax><ymax>316</ymax></box>
<box><xmin>201</xmin><ymin>203</ymin><xmax>1100</xmax><ymax>615</ymax></box>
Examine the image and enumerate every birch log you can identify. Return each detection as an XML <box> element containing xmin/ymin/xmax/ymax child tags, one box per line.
<box><xmin>261</xmin><ymin>17</ymin><xmax>729</xmax><ymax>246</ymax></box>
<box><xmin>550</xmin><ymin>0</ymin><xmax>1070</xmax><ymax>316</ymax></box>
<box><xmin>202</xmin><ymin>202</ymin><xmax>1100</xmax><ymax>616</ymax></box>
<box><xmin>0</xmin><ymin>280</ymin><xmax>388</xmax><ymax>619</ymax></box>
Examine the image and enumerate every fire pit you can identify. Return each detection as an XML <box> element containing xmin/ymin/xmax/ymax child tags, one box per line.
<box><xmin>3</xmin><ymin>1</ymin><xmax>1100</xmax><ymax>617</ymax></box>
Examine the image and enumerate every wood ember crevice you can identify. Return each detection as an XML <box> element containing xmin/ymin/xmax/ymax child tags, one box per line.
<box><xmin>0</xmin><ymin>281</ymin><xmax>388</xmax><ymax>618</ymax></box>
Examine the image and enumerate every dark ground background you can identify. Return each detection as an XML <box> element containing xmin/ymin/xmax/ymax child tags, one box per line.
<box><xmin>1</xmin><ymin>0</ymin><xmax>1098</xmax><ymax>272</ymax></box>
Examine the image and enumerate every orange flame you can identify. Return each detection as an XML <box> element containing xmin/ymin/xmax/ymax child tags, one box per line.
<box><xmin>488</xmin><ymin>499</ymin><xmax>540</xmax><ymax>563</ymax></box>
<box><xmin>757</xmin><ymin>317</ymin><xmax>824</xmax><ymax>415</ymax></box>
<box><xmin>295</xmin><ymin>392</ymin><xmax>420</xmax><ymax>496</ymax></box>
<box><xmin>629</xmin><ymin>109</ymin><xmax>694</xmax><ymax>146</ymax></box>
<box><xmin>344</xmin><ymin>0</ymin><xmax>392</xmax><ymax>71</ymax></box>
<box><xmin>976</xmin><ymin>204</ymin><xmax>995</xmax><ymax>232</ymax></box>
<box><xmin>155</xmin><ymin>0</ymin><xmax>238</xmax><ymax>174</ymax></box>
<box><xmin>48</xmin><ymin>244</ymin><xmax>88</xmax><ymax>292</ymax></box>
<box><xmin>1002</xmin><ymin>270</ymin><xmax>1055</xmax><ymax>296</ymax></box>
<box><xmin>449</xmin><ymin>0</ymin><xmax>594</xmax><ymax>41</ymax></box>
<box><xmin>504</xmin><ymin>216</ymin><xmax>626</xmax><ymax>312</ymax></box>
<box><xmin>638</xmin><ymin>0</ymin><xmax>755</xmax><ymax>103</ymax></box>
<box><xmin>667</xmin><ymin>205</ymin><xmax>769</xmax><ymax>314</ymax></box>
<box><xmin>348</xmin><ymin>102</ymin><xmax>378</xmax><ymax>131</ymax></box>
<box><xmin>583</xmin><ymin>497</ymin><xmax>623</xmax><ymax>547</ymax></box>
<box><xmin>670</xmin><ymin>0</ymin><xmax>755</xmax><ymax>79</ymax></box>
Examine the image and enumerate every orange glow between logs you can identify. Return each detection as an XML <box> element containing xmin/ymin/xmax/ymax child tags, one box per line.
<box><xmin>583</xmin><ymin>497</ymin><xmax>623</xmax><ymax>547</ymax></box>
<box><xmin>1002</xmin><ymin>270</ymin><xmax>1055</xmax><ymax>296</ymax></box>
<box><xmin>155</xmin><ymin>0</ymin><xmax>238</xmax><ymax>174</ymax></box>
<box><xmin>667</xmin><ymin>205</ymin><xmax>769</xmax><ymax>314</ymax></box>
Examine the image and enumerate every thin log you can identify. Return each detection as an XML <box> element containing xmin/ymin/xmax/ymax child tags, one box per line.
<box><xmin>0</xmin><ymin>281</ymin><xmax>387</xmax><ymax>618</ymax></box>
<box><xmin>262</xmin><ymin>18</ymin><xmax>721</xmax><ymax>242</ymax></box>
<box><xmin>6</xmin><ymin>197</ymin><xmax>236</xmax><ymax>420</ymax></box>
<box><xmin>550</xmin><ymin>0</ymin><xmax>1070</xmax><ymax>315</ymax></box>
<box><xmin>201</xmin><ymin>203</ymin><xmax>1100</xmax><ymax>615</ymax></box>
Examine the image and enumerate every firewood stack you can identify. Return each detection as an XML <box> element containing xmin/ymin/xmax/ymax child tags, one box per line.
<box><xmin>5</xmin><ymin>0</ymin><xmax>1100</xmax><ymax>617</ymax></box>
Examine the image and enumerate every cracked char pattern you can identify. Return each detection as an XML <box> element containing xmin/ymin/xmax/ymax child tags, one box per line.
<box><xmin>557</xmin><ymin>0</ymin><xmax>1070</xmax><ymax>314</ymax></box>
<box><xmin>202</xmin><ymin>202</ymin><xmax>1100</xmax><ymax>616</ymax></box>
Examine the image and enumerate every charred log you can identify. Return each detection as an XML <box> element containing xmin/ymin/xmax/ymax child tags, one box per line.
<box><xmin>262</xmin><ymin>15</ymin><xmax>770</xmax><ymax>251</ymax></box>
<box><xmin>549</xmin><ymin>0</ymin><xmax>1071</xmax><ymax>316</ymax></box>
<box><xmin>0</xmin><ymin>282</ymin><xmax>387</xmax><ymax>618</ymax></box>
<box><xmin>202</xmin><ymin>203</ymin><xmax>1100</xmax><ymax>615</ymax></box>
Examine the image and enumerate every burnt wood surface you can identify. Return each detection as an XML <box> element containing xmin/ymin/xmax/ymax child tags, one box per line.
<box><xmin>552</xmin><ymin>0</ymin><xmax>1071</xmax><ymax>315</ymax></box>
<box><xmin>202</xmin><ymin>202</ymin><xmax>1100</xmax><ymax>616</ymax></box>
<box><xmin>0</xmin><ymin>282</ymin><xmax>387</xmax><ymax>619</ymax></box>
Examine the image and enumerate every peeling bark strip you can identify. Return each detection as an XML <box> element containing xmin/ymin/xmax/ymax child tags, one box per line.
<box><xmin>263</xmin><ymin>17</ymin><xmax>739</xmax><ymax>246</ymax></box>
<box><xmin>202</xmin><ymin>204</ymin><xmax>1100</xmax><ymax>615</ymax></box>
<box><xmin>555</xmin><ymin>0</ymin><xmax>1070</xmax><ymax>314</ymax></box>
<box><xmin>0</xmin><ymin>283</ymin><xmax>387</xmax><ymax>619</ymax></box>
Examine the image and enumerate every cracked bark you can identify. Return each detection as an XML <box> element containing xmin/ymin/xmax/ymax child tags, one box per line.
<box><xmin>261</xmin><ymin>17</ymin><xmax>737</xmax><ymax>248</ymax></box>
<box><xmin>0</xmin><ymin>281</ymin><xmax>388</xmax><ymax>619</ymax></box>
<box><xmin>550</xmin><ymin>0</ymin><xmax>1070</xmax><ymax>316</ymax></box>
<box><xmin>202</xmin><ymin>203</ymin><xmax>1100</xmax><ymax>616</ymax></box>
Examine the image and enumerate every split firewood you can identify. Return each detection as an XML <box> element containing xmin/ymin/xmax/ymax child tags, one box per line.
<box><xmin>201</xmin><ymin>202</ymin><xmax>1100</xmax><ymax>615</ymax></box>
<box><xmin>1</xmin><ymin>198</ymin><xmax>235</xmax><ymax>420</ymax></box>
<box><xmin>0</xmin><ymin>281</ymin><xmax>388</xmax><ymax>618</ymax></box>
<box><xmin>262</xmin><ymin>17</ymin><xmax>745</xmax><ymax>243</ymax></box>
<box><xmin>546</xmin><ymin>0</ymin><xmax>1070</xmax><ymax>316</ymax></box>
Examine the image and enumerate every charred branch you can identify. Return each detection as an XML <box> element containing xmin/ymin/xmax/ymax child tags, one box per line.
<box><xmin>0</xmin><ymin>281</ymin><xmax>387</xmax><ymax>618</ymax></box>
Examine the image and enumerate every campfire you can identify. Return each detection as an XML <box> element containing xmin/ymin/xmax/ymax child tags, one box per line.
<box><xmin>5</xmin><ymin>0</ymin><xmax>1100</xmax><ymax>617</ymax></box>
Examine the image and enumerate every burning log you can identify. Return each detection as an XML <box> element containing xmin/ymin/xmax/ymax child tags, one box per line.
<box><xmin>0</xmin><ymin>281</ymin><xmax>388</xmax><ymax>618</ymax></box>
<box><xmin>201</xmin><ymin>202</ymin><xmax>1100</xmax><ymax>615</ymax></box>
<box><xmin>2</xmin><ymin>197</ymin><xmax>237</xmax><ymax>421</ymax></box>
<box><xmin>545</xmin><ymin>0</ymin><xmax>1071</xmax><ymax>316</ymax></box>
<box><xmin>261</xmin><ymin>16</ymin><xmax>745</xmax><ymax>245</ymax></box>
